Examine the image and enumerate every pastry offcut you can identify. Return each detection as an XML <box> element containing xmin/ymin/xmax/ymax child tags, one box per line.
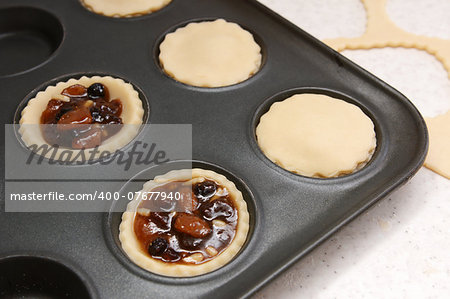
<box><xmin>119</xmin><ymin>168</ymin><xmax>250</xmax><ymax>277</ymax></box>
<box><xmin>81</xmin><ymin>0</ymin><xmax>172</xmax><ymax>17</ymax></box>
<box><xmin>159</xmin><ymin>19</ymin><xmax>262</xmax><ymax>87</ymax></box>
<box><xmin>256</xmin><ymin>94</ymin><xmax>377</xmax><ymax>178</ymax></box>
<box><xmin>424</xmin><ymin>111</ymin><xmax>450</xmax><ymax>179</ymax></box>
<box><xmin>324</xmin><ymin>0</ymin><xmax>450</xmax><ymax>180</ymax></box>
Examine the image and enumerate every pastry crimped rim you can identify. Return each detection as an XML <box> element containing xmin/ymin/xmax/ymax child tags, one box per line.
<box><xmin>119</xmin><ymin>168</ymin><xmax>250</xmax><ymax>277</ymax></box>
<box><xmin>80</xmin><ymin>0</ymin><xmax>172</xmax><ymax>18</ymax></box>
<box><xmin>19</xmin><ymin>75</ymin><xmax>145</xmax><ymax>161</ymax></box>
<box><xmin>256</xmin><ymin>94</ymin><xmax>377</xmax><ymax>178</ymax></box>
<box><xmin>159</xmin><ymin>19</ymin><xmax>262</xmax><ymax>87</ymax></box>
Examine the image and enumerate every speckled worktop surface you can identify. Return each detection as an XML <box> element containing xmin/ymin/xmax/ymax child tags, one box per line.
<box><xmin>254</xmin><ymin>0</ymin><xmax>450</xmax><ymax>298</ymax></box>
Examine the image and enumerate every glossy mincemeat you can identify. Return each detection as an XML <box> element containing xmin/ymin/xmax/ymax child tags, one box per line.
<box><xmin>40</xmin><ymin>83</ymin><xmax>122</xmax><ymax>149</ymax></box>
<box><xmin>133</xmin><ymin>179</ymin><xmax>238</xmax><ymax>265</ymax></box>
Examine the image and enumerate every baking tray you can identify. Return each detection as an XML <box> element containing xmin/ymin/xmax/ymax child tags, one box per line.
<box><xmin>0</xmin><ymin>0</ymin><xmax>428</xmax><ymax>298</ymax></box>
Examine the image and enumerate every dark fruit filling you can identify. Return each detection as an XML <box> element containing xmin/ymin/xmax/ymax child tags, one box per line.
<box><xmin>87</xmin><ymin>83</ymin><xmax>107</xmax><ymax>99</ymax></box>
<box><xmin>40</xmin><ymin>83</ymin><xmax>123</xmax><ymax>149</ymax></box>
<box><xmin>134</xmin><ymin>179</ymin><xmax>238</xmax><ymax>264</ymax></box>
<box><xmin>194</xmin><ymin>180</ymin><xmax>216</xmax><ymax>200</ymax></box>
<box><xmin>148</xmin><ymin>238</ymin><xmax>169</xmax><ymax>256</ymax></box>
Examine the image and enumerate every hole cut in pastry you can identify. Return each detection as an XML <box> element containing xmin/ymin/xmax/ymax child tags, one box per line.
<box><xmin>324</xmin><ymin>0</ymin><xmax>450</xmax><ymax>179</ymax></box>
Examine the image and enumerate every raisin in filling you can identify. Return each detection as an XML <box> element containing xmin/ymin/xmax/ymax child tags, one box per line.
<box><xmin>40</xmin><ymin>83</ymin><xmax>123</xmax><ymax>149</ymax></box>
<box><xmin>133</xmin><ymin>179</ymin><xmax>238</xmax><ymax>265</ymax></box>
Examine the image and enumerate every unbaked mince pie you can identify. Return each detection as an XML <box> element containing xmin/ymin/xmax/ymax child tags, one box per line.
<box><xmin>19</xmin><ymin>76</ymin><xmax>144</xmax><ymax>160</ymax></box>
<box><xmin>119</xmin><ymin>168</ymin><xmax>250</xmax><ymax>277</ymax></box>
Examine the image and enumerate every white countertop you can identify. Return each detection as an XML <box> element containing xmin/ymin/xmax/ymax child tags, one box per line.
<box><xmin>254</xmin><ymin>0</ymin><xmax>450</xmax><ymax>298</ymax></box>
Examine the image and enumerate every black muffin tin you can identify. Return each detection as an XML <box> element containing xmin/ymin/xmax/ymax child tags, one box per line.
<box><xmin>0</xmin><ymin>0</ymin><xmax>428</xmax><ymax>298</ymax></box>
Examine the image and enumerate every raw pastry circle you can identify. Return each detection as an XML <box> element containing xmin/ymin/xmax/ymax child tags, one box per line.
<box><xmin>159</xmin><ymin>19</ymin><xmax>262</xmax><ymax>87</ymax></box>
<box><xmin>19</xmin><ymin>75</ymin><xmax>145</xmax><ymax>160</ymax></box>
<box><xmin>256</xmin><ymin>94</ymin><xmax>377</xmax><ymax>178</ymax></box>
<box><xmin>424</xmin><ymin>111</ymin><xmax>450</xmax><ymax>179</ymax></box>
<box><xmin>81</xmin><ymin>0</ymin><xmax>172</xmax><ymax>17</ymax></box>
<box><xmin>119</xmin><ymin>168</ymin><xmax>250</xmax><ymax>277</ymax></box>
